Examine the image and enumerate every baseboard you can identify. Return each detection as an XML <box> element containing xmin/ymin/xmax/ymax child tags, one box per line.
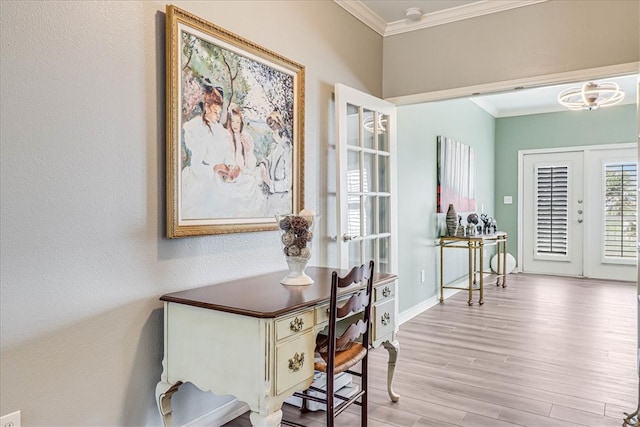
<box><xmin>398</xmin><ymin>287</ymin><xmax>460</xmax><ymax>325</ymax></box>
<box><xmin>183</xmin><ymin>399</ymin><xmax>249</xmax><ymax>427</ymax></box>
<box><xmin>398</xmin><ymin>271</ymin><xmax>509</xmax><ymax>325</ymax></box>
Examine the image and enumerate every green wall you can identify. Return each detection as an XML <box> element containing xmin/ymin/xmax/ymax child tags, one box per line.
<box><xmin>397</xmin><ymin>100</ymin><xmax>637</xmax><ymax>315</ymax></box>
<box><xmin>397</xmin><ymin>98</ymin><xmax>495</xmax><ymax>313</ymax></box>
<box><xmin>494</xmin><ymin>103</ymin><xmax>638</xmax><ymax>262</ymax></box>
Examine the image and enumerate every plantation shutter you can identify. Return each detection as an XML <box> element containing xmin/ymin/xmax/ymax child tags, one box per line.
<box><xmin>604</xmin><ymin>162</ymin><xmax>637</xmax><ymax>260</ymax></box>
<box><xmin>535</xmin><ymin>165</ymin><xmax>569</xmax><ymax>257</ymax></box>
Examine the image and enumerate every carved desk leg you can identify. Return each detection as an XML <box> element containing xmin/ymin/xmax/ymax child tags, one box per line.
<box><xmin>249</xmin><ymin>409</ymin><xmax>283</xmax><ymax>427</ymax></box>
<box><xmin>382</xmin><ymin>340</ymin><xmax>400</xmax><ymax>402</ymax></box>
<box><xmin>156</xmin><ymin>381</ymin><xmax>182</xmax><ymax>427</ymax></box>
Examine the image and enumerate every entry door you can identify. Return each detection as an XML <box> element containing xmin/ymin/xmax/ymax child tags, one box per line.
<box><xmin>585</xmin><ymin>146</ymin><xmax>637</xmax><ymax>281</ymax></box>
<box><xmin>522</xmin><ymin>151</ymin><xmax>584</xmax><ymax>276</ymax></box>
<box><xmin>334</xmin><ymin>84</ymin><xmax>397</xmax><ymax>273</ymax></box>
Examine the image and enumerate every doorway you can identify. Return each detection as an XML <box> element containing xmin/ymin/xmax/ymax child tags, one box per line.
<box><xmin>520</xmin><ymin>144</ymin><xmax>637</xmax><ymax>280</ymax></box>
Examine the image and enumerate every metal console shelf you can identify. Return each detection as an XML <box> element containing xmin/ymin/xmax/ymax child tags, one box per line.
<box><xmin>439</xmin><ymin>231</ymin><xmax>508</xmax><ymax>306</ymax></box>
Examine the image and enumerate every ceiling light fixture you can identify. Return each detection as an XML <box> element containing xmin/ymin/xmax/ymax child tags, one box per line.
<box><xmin>404</xmin><ymin>7</ymin><xmax>423</xmax><ymax>21</ymax></box>
<box><xmin>557</xmin><ymin>81</ymin><xmax>625</xmax><ymax>111</ymax></box>
<box><xmin>363</xmin><ymin>115</ymin><xmax>387</xmax><ymax>133</ymax></box>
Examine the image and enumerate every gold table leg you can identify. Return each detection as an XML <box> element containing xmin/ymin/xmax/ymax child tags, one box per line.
<box><xmin>502</xmin><ymin>235</ymin><xmax>508</xmax><ymax>288</ymax></box>
<box><xmin>467</xmin><ymin>240</ymin><xmax>473</xmax><ymax>306</ymax></box>
<box><xmin>479</xmin><ymin>240</ymin><xmax>484</xmax><ymax>305</ymax></box>
<box><xmin>439</xmin><ymin>239</ymin><xmax>444</xmax><ymax>303</ymax></box>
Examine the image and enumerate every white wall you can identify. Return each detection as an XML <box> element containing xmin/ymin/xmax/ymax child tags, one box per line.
<box><xmin>0</xmin><ymin>1</ymin><xmax>382</xmax><ymax>425</ymax></box>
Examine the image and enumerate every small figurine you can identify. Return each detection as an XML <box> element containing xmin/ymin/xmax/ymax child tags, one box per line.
<box><xmin>480</xmin><ymin>213</ymin><xmax>498</xmax><ymax>234</ymax></box>
<box><xmin>467</xmin><ymin>213</ymin><xmax>479</xmax><ymax>226</ymax></box>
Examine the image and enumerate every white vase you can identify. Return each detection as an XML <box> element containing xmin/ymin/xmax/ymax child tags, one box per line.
<box><xmin>281</xmin><ymin>256</ymin><xmax>313</xmax><ymax>285</ymax></box>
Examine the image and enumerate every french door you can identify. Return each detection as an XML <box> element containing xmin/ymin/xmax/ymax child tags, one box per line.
<box><xmin>585</xmin><ymin>146</ymin><xmax>637</xmax><ymax>281</ymax></box>
<box><xmin>522</xmin><ymin>151</ymin><xmax>584</xmax><ymax>276</ymax></box>
<box><xmin>334</xmin><ymin>84</ymin><xmax>397</xmax><ymax>274</ymax></box>
<box><xmin>521</xmin><ymin>145</ymin><xmax>637</xmax><ymax>280</ymax></box>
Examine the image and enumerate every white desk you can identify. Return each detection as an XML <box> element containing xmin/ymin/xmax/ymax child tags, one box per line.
<box><xmin>155</xmin><ymin>267</ymin><xmax>399</xmax><ymax>426</ymax></box>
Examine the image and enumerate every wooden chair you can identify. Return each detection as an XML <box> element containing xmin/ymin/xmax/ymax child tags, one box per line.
<box><xmin>283</xmin><ymin>261</ymin><xmax>375</xmax><ymax>427</ymax></box>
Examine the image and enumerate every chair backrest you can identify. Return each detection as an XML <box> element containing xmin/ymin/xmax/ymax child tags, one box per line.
<box><xmin>325</xmin><ymin>261</ymin><xmax>375</xmax><ymax>374</ymax></box>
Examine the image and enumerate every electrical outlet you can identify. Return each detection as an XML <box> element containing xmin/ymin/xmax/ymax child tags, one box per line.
<box><xmin>1</xmin><ymin>410</ymin><xmax>20</xmax><ymax>427</ymax></box>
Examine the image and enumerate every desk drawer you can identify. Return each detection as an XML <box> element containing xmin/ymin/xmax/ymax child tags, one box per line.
<box><xmin>373</xmin><ymin>298</ymin><xmax>395</xmax><ymax>341</ymax></box>
<box><xmin>315</xmin><ymin>303</ymin><xmax>330</xmax><ymax>326</ymax></box>
<box><xmin>374</xmin><ymin>281</ymin><xmax>395</xmax><ymax>302</ymax></box>
<box><xmin>275</xmin><ymin>330</ymin><xmax>315</xmax><ymax>394</ymax></box>
<box><xmin>314</xmin><ymin>295</ymin><xmax>354</xmax><ymax>327</ymax></box>
<box><xmin>276</xmin><ymin>309</ymin><xmax>314</xmax><ymax>341</ymax></box>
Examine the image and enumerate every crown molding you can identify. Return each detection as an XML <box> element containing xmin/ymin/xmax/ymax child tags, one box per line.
<box><xmin>334</xmin><ymin>0</ymin><xmax>387</xmax><ymax>36</ymax></box>
<box><xmin>336</xmin><ymin>0</ymin><xmax>549</xmax><ymax>37</ymax></box>
<box><xmin>386</xmin><ymin>0</ymin><xmax>548</xmax><ymax>36</ymax></box>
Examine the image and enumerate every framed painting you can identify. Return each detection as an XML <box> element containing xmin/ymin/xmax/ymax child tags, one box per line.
<box><xmin>165</xmin><ymin>5</ymin><xmax>305</xmax><ymax>238</ymax></box>
<box><xmin>436</xmin><ymin>135</ymin><xmax>476</xmax><ymax>213</ymax></box>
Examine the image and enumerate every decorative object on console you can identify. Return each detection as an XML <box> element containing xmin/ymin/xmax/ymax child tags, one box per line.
<box><xmin>480</xmin><ymin>213</ymin><xmax>498</xmax><ymax>234</ymax></box>
<box><xmin>445</xmin><ymin>204</ymin><xmax>458</xmax><ymax>237</ymax></box>
<box><xmin>557</xmin><ymin>81</ymin><xmax>625</xmax><ymax>111</ymax></box>
<box><xmin>465</xmin><ymin>213</ymin><xmax>479</xmax><ymax>236</ymax></box>
<box><xmin>277</xmin><ymin>209</ymin><xmax>319</xmax><ymax>285</ymax></box>
<box><xmin>491</xmin><ymin>252</ymin><xmax>516</xmax><ymax>274</ymax></box>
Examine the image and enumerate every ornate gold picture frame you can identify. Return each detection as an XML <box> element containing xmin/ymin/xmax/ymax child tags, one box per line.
<box><xmin>165</xmin><ymin>5</ymin><xmax>305</xmax><ymax>238</ymax></box>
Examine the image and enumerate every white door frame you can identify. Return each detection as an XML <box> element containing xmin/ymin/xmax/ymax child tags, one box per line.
<box><xmin>517</xmin><ymin>142</ymin><xmax>637</xmax><ymax>276</ymax></box>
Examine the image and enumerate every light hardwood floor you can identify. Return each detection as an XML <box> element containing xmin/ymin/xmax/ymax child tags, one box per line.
<box><xmin>224</xmin><ymin>273</ymin><xmax>638</xmax><ymax>426</ymax></box>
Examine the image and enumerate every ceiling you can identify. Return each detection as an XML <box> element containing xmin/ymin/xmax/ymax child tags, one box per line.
<box><xmin>335</xmin><ymin>0</ymin><xmax>548</xmax><ymax>37</ymax></box>
<box><xmin>469</xmin><ymin>75</ymin><xmax>637</xmax><ymax>118</ymax></box>
<box><xmin>335</xmin><ymin>0</ymin><xmax>638</xmax><ymax>117</ymax></box>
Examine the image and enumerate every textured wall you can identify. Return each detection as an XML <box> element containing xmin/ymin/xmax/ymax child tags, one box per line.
<box><xmin>0</xmin><ymin>1</ymin><xmax>381</xmax><ymax>424</ymax></box>
<box><xmin>383</xmin><ymin>0</ymin><xmax>639</xmax><ymax>98</ymax></box>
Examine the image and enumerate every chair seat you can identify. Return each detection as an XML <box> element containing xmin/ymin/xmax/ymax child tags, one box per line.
<box><xmin>315</xmin><ymin>342</ymin><xmax>367</xmax><ymax>374</ymax></box>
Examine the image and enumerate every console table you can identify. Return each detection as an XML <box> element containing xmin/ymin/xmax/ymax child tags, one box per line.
<box><xmin>439</xmin><ymin>232</ymin><xmax>507</xmax><ymax>305</ymax></box>
<box><xmin>155</xmin><ymin>267</ymin><xmax>400</xmax><ymax>427</ymax></box>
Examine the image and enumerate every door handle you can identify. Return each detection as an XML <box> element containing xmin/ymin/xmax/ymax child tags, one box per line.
<box><xmin>342</xmin><ymin>234</ymin><xmax>357</xmax><ymax>242</ymax></box>
<box><xmin>577</xmin><ymin>219</ymin><xmax>583</xmax><ymax>223</ymax></box>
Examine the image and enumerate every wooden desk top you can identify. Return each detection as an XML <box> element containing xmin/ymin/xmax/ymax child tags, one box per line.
<box><xmin>160</xmin><ymin>266</ymin><xmax>397</xmax><ymax>319</ymax></box>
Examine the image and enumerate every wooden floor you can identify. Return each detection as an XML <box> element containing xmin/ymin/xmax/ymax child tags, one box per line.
<box><xmin>224</xmin><ymin>273</ymin><xmax>639</xmax><ymax>426</ymax></box>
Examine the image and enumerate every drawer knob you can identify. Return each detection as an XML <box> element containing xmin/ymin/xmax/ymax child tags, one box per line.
<box><xmin>381</xmin><ymin>312</ymin><xmax>391</xmax><ymax>326</ymax></box>
<box><xmin>290</xmin><ymin>317</ymin><xmax>304</xmax><ymax>332</ymax></box>
<box><xmin>288</xmin><ymin>352</ymin><xmax>305</xmax><ymax>372</ymax></box>
<box><xmin>382</xmin><ymin>286</ymin><xmax>391</xmax><ymax>298</ymax></box>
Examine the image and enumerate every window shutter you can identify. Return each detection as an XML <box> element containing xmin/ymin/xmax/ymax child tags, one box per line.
<box><xmin>604</xmin><ymin>162</ymin><xmax>637</xmax><ymax>260</ymax></box>
<box><xmin>535</xmin><ymin>165</ymin><xmax>568</xmax><ymax>256</ymax></box>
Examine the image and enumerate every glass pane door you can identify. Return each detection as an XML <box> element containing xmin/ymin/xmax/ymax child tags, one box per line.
<box><xmin>335</xmin><ymin>84</ymin><xmax>397</xmax><ymax>274</ymax></box>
